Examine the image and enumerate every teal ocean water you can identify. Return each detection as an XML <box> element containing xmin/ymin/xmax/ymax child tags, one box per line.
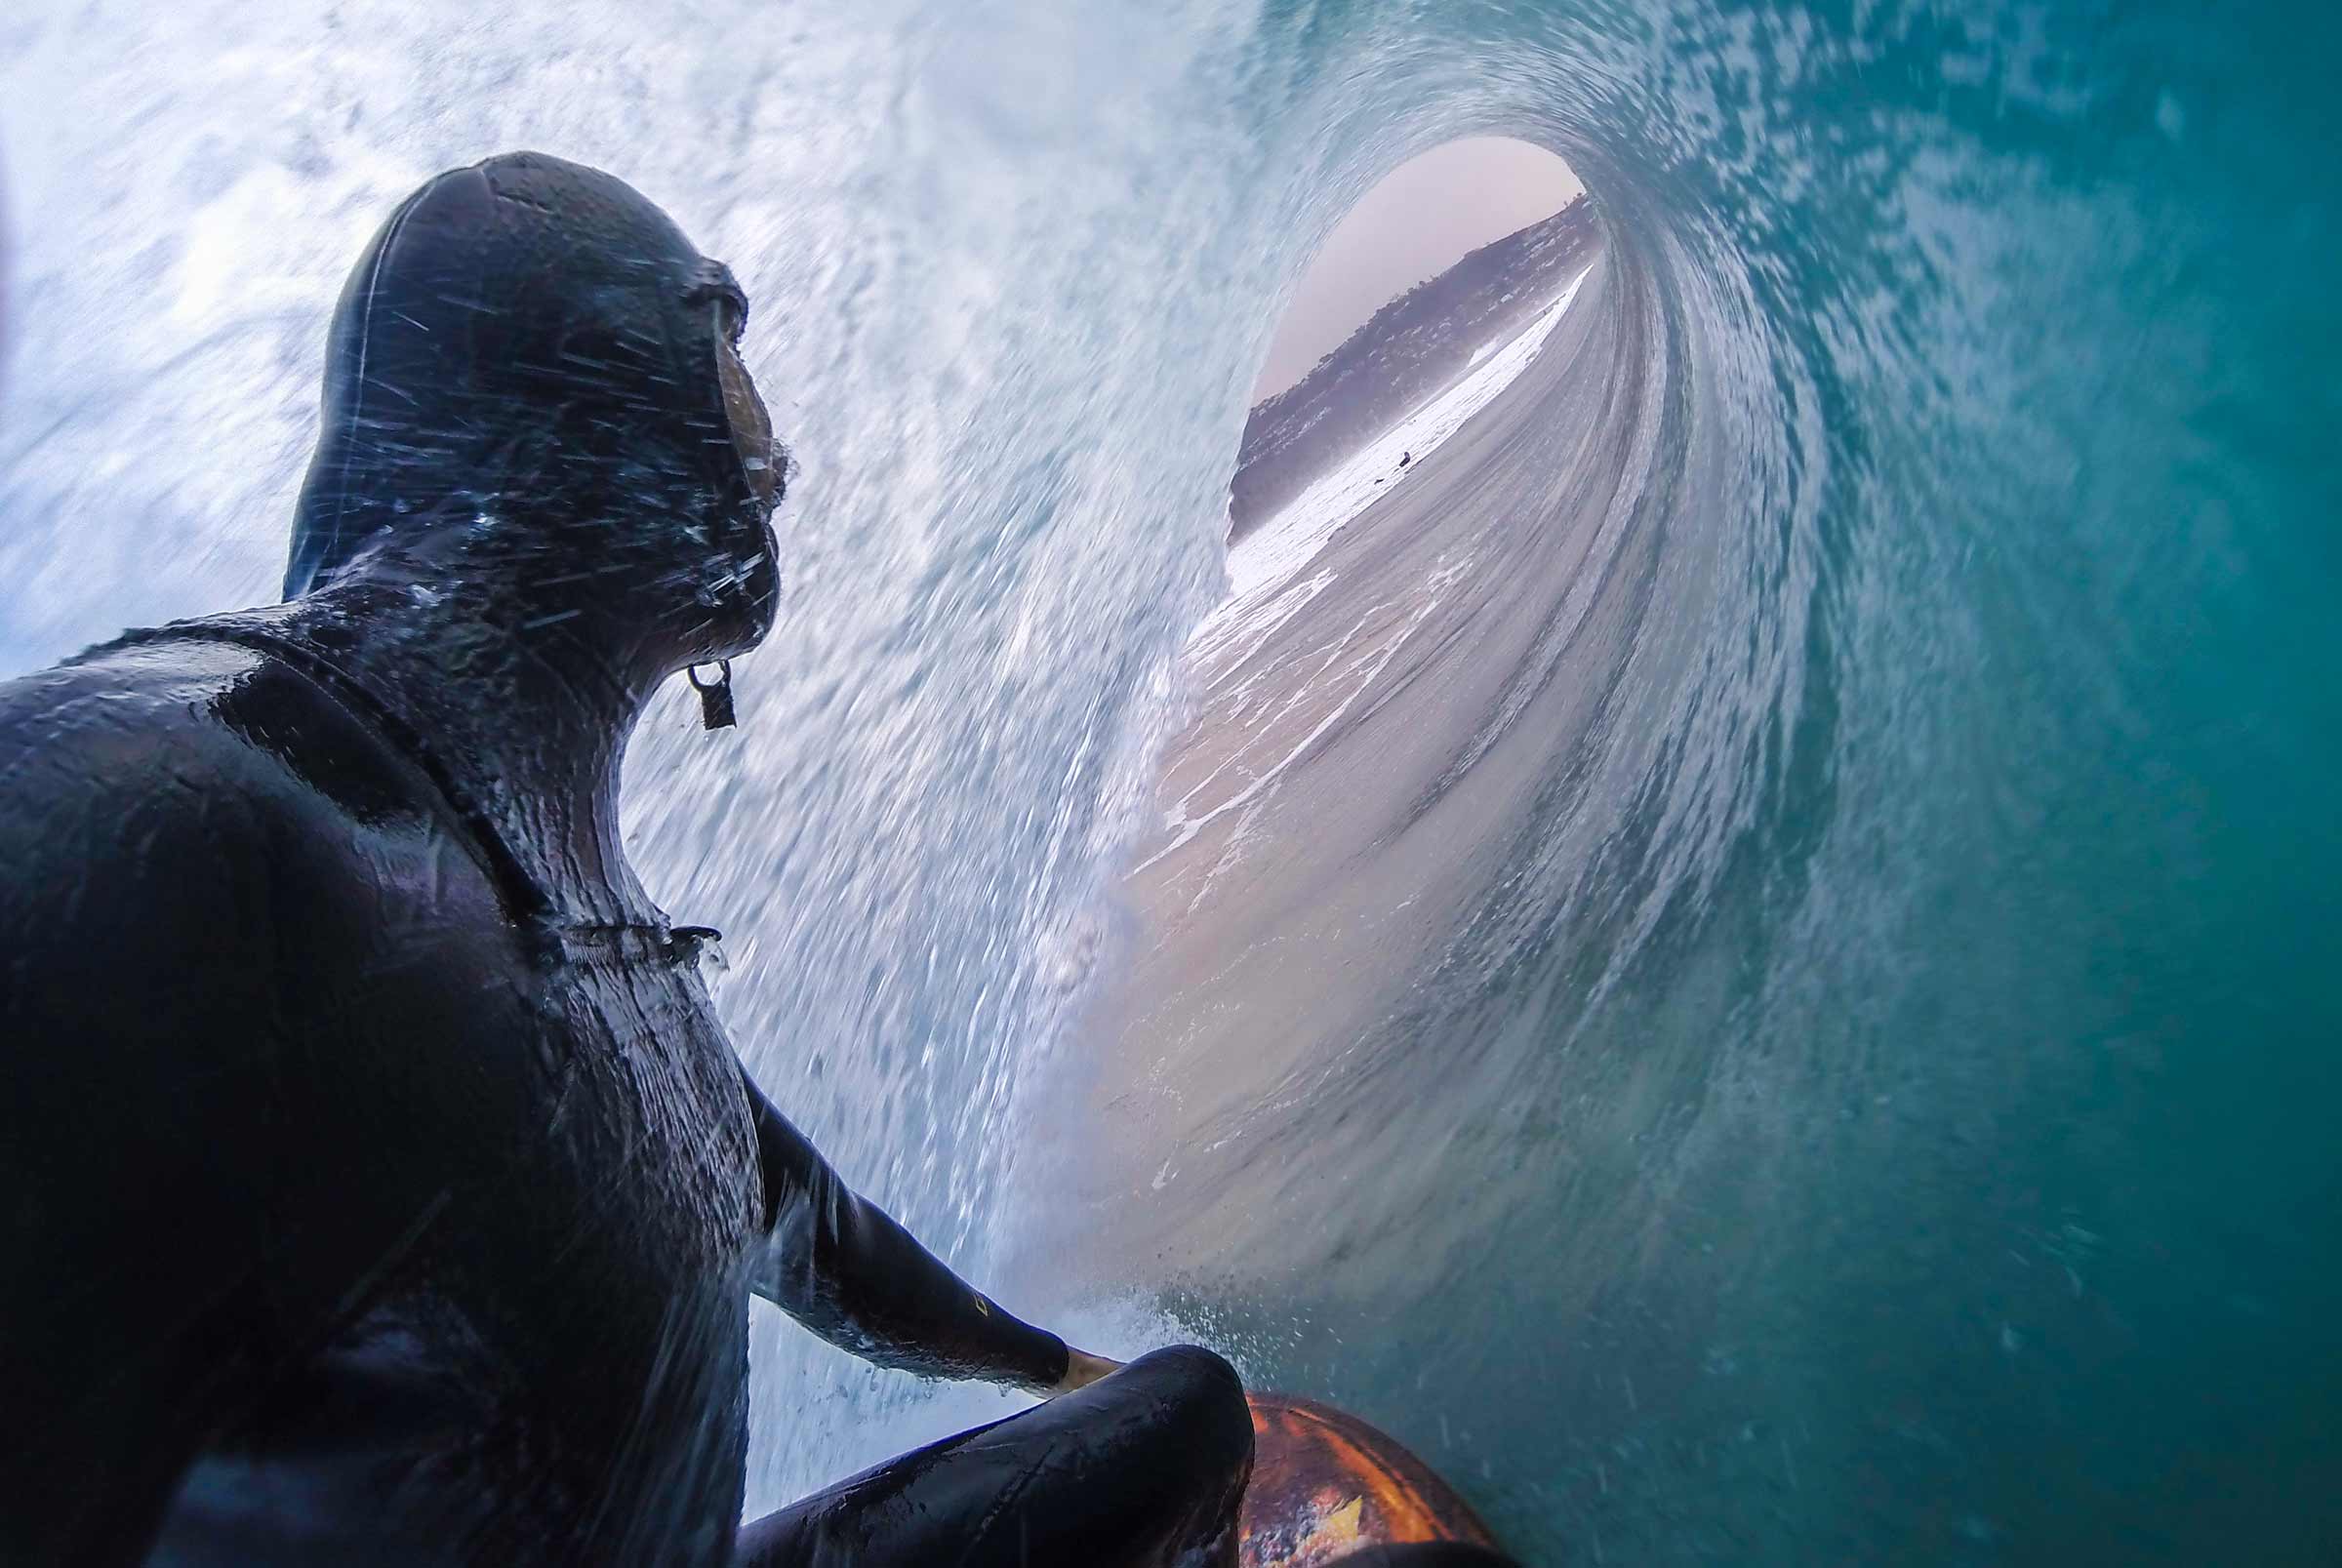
<box><xmin>2</xmin><ymin>1</ymin><xmax>2338</xmax><ymax>1560</ymax></box>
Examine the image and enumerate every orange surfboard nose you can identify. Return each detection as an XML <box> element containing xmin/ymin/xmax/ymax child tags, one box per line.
<box><xmin>1237</xmin><ymin>1392</ymin><xmax>1500</xmax><ymax>1567</ymax></box>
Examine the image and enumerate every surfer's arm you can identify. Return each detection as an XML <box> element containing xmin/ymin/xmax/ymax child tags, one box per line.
<box><xmin>737</xmin><ymin>1062</ymin><xmax>1072</xmax><ymax>1391</ymax></box>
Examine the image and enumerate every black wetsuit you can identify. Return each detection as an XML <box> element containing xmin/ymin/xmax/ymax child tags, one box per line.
<box><xmin>0</xmin><ymin>152</ymin><xmax>1248</xmax><ymax>1566</ymax></box>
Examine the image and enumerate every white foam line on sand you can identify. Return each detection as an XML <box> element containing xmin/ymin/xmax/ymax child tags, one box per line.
<box><xmin>1221</xmin><ymin>265</ymin><xmax>1590</xmax><ymax>605</ymax></box>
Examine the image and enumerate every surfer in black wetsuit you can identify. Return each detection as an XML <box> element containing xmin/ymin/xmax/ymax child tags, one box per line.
<box><xmin>0</xmin><ymin>152</ymin><xmax>1252</xmax><ymax>1567</ymax></box>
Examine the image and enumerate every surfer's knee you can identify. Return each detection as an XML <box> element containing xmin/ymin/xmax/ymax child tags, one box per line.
<box><xmin>1119</xmin><ymin>1345</ymin><xmax>1251</xmax><ymax>1462</ymax></box>
<box><xmin>1126</xmin><ymin>1343</ymin><xmax>1242</xmax><ymax>1398</ymax></box>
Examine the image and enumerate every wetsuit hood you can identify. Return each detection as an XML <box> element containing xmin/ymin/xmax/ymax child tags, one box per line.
<box><xmin>286</xmin><ymin>152</ymin><xmax>782</xmax><ymax>668</ymax></box>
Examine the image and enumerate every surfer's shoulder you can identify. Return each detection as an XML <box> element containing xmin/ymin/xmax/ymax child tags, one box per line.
<box><xmin>0</xmin><ymin>650</ymin><xmax>292</xmax><ymax>1055</ymax></box>
<box><xmin>2</xmin><ymin>631</ymin><xmax>270</xmax><ymax>741</ymax></box>
<box><xmin>0</xmin><ymin>638</ymin><xmax>272</xmax><ymax>824</ymax></box>
<box><xmin>19</xmin><ymin>629</ymin><xmax>442</xmax><ymax>819</ymax></box>
<box><xmin>0</xmin><ymin>634</ymin><xmax>438</xmax><ymax>914</ymax></box>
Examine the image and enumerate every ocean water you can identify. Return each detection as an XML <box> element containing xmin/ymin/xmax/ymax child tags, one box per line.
<box><xmin>3</xmin><ymin>1</ymin><xmax>2339</xmax><ymax>1562</ymax></box>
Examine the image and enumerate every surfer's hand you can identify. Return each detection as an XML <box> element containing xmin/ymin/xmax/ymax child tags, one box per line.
<box><xmin>1049</xmin><ymin>1347</ymin><xmax>1122</xmax><ymax>1397</ymax></box>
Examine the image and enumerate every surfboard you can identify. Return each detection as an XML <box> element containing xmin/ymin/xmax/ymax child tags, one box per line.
<box><xmin>1237</xmin><ymin>1391</ymin><xmax>1504</xmax><ymax>1566</ymax></box>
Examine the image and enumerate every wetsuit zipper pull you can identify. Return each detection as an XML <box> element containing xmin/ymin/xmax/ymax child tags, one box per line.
<box><xmin>688</xmin><ymin>661</ymin><xmax>736</xmax><ymax>730</ymax></box>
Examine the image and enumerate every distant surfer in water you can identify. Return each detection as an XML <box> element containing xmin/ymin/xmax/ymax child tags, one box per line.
<box><xmin>0</xmin><ymin>152</ymin><xmax>1252</xmax><ymax>1565</ymax></box>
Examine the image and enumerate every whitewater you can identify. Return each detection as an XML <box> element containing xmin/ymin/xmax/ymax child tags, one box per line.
<box><xmin>4</xmin><ymin>0</ymin><xmax>2340</xmax><ymax>1562</ymax></box>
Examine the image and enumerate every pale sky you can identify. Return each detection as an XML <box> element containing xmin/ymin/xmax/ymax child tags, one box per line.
<box><xmin>1254</xmin><ymin>138</ymin><xmax>1583</xmax><ymax>402</ymax></box>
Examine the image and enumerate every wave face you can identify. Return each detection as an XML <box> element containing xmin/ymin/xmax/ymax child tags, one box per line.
<box><xmin>4</xmin><ymin>0</ymin><xmax>2340</xmax><ymax>1560</ymax></box>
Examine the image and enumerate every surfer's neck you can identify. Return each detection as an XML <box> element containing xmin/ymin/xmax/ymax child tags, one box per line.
<box><xmin>248</xmin><ymin>561</ymin><xmax>666</xmax><ymax>920</ymax></box>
